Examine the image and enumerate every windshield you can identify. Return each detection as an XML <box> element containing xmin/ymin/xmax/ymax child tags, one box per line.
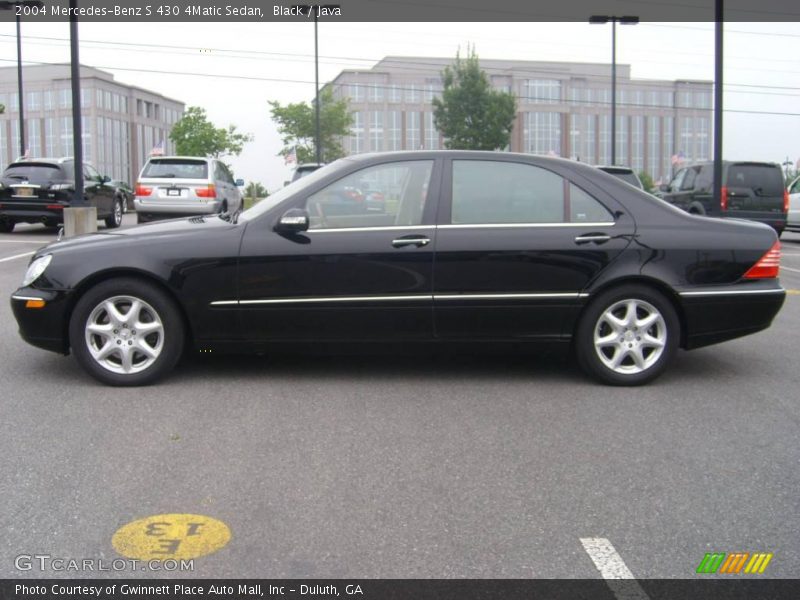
<box><xmin>142</xmin><ymin>159</ymin><xmax>208</xmax><ymax>179</ymax></box>
<box><xmin>239</xmin><ymin>160</ymin><xmax>348</xmax><ymax>222</ymax></box>
<box><xmin>2</xmin><ymin>163</ymin><xmax>65</xmax><ymax>184</ymax></box>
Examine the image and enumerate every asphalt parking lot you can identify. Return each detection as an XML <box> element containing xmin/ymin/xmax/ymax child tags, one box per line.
<box><xmin>1</xmin><ymin>216</ymin><xmax>798</xmax><ymax>580</ymax></box>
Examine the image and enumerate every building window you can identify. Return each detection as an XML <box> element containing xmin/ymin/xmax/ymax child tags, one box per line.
<box><xmin>663</xmin><ymin>116</ymin><xmax>674</xmax><ymax>178</ymax></box>
<box><xmin>569</xmin><ymin>114</ymin><xmax>595</xmax><ymax>164</ymax></box>
<box><xmin>405</xmin><ymin>111</ymin><xmax>420</xmax><ymax>150</ymax></box>
<box><xmin>82</xmin><ymin>119</ymin><xmax>92</xmax><ymax>163</ymax></box>
<box><xmin>45</xmin><ymin>117</ymin><xmax>57</xmax><ymax>157</ymax></box>
<box><xmin>523</xmin><ymin>112</ymin><xmax>561</xmax><ymax>155</ymax></box>
<box><xmin>58</xmin><ymin>89</ymin><xmax>71</xmax><ymax>109</ymax></box>
<box><xmin>616</xmin><ymin>116</ymin><xmax>628</xmax><ymax>165</ymax></box>
<box><xmin>423</xmin><ymin>80</ymin><xmax>441</xmax><ymax>103</ymax></box>
<box><xmin>80</xmin><ymin>88</ymin><xmax>91</xmax><ymax>109</ymax></box>
<box><xmin>631</xmin><ymin>116</ymin><xmax>644</xmax><ymax>172</ymax></box>
<box><xmin>10</xmin><ymin>92</ymin><xmax>19</xmax><ymax>112</ymax></box>
<box><xmin>679</xmin><ymin>116</ymin><xmax>693</xmax><ymax>159</ymax></box>
<box><xmin>26</xmin><ymin>91</ymin><xmax>42</xmax><ymax>111</ymax></box>
<box><xmin>695</xmin><ymin>117</ymin><xmax>709</xmax><ymax>161</ymax></box>
<box><xmin>598</xmin><ymin>115</ymin><xmax>610</xmax><ymax>165</ymax></box>
<box><xmin>405</xmin><ymin>84</ymin><xmax>420</xmax><ymax>104</ymax></box>
<box><xmin>386</xmin><ymin>111</ymin><xmax>401</xmax><ymax>151</ymax></box>
<box><xmin>524</xmin><ymin>79</ymin><xmax>561</xmax><ymax>104</ymax></box>
<box><xmin>26</xmin><ymin>119</ymin><xmax>41</xmax><ymax>157</ymax></box>
<box><xmin>60</xmin><ymin>116</ymin><xmax>73</xmax><ymax>156</ymax></box>
<box><xmin>369</xmin><ymin>111</ymin><xmax>383</xmax><ymax>152</ymax></box>
<box><xmin>367</xmin><ymin>82</ymin><xmax>383</xmax><ymax>103</ymax></box>
<box><xmin>350</xmin><ymin>111</ymin><xmax>364</xmax><ymax>154</ymax></box>
<box><xmin>0</xmin><ymin>122</ymin><xmax>7</xmax><ymax>168</ymax></box>
<box><xmin>647</xmin><ymin>116</ymin><xmax>660</xmax><ymax>182</ymax></box>
<box><xmin>387</xmin><ymin>84</ymin><xmax>401</xmax><ymax>104</ymax></box>
<box><xmin>349</xmin><ymin>84</ymin><xmax>364</xmax><ymax>102</ymax></box>
<box><xmin>424</xmin><ymin>112</ymin><xmax>438</xmax><ymax>150</ymax></box>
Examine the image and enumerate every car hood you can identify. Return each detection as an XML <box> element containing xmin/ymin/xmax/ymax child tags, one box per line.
<box><xmin>40</xmin><ymin>215</ymin><xmax>239</xmax><ymax>255</ymax></box>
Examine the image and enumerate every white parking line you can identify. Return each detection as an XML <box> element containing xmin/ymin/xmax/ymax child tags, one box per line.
<box><xmin>580</xmin><ymin>537</ymin><xmax>650</xmax><ymax>600</ymax></box>
<box><xmin>0</xmin><ymin>251</ymin><xmax>35</xmax><ymax>263</ymax></box>
<box><xmin>781</xmin><ymin>266</ymin><xmax>800</xmax><ymax>273</ymax></box>
<box><xmin>0</xmin><ymin>240</ymin><xmax>47</xmax><ymax>244</ymax></box>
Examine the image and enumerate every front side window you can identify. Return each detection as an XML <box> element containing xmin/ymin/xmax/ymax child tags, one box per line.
<box><xmin>451</xmin><ymin>161</ymin><xmax>612</xmax><ymax>225</ymax></box>
<box><xmin>304</xmin><ymin>161</ymin><xmax>433</xmax><ymax>230</ymax></box>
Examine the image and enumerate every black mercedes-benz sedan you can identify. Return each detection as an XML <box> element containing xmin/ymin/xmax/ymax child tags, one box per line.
<box><xmin>10</xmin><ymin>151</ymin><xmax>786</xmax><ymax>386</ymax></box>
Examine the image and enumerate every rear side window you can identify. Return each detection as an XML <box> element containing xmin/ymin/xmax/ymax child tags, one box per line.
<box><xmin>142</xmin><ymin>159</ymin><xmax>208</xmax><ymax>179</ymax></box>
<box><xmin>451</xmin><ymin>160</ymin><xmax>613</xmax><ymax>224</ymax></box>
<box><xmin>2</xmin><ymin>163</ymin><xmax>65</xmax><ymax>184</ymax></box>
<box><xmin>727</xmin><ymin>165</ymin><xmax>784</xmax><ymax>196</ymax></box>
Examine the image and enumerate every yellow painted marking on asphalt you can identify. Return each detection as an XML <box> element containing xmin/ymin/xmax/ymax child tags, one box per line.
<box><xmin>112</xmin><ymin>513</ymin><xmax>231</xmax><ymax>561</ymax></box>
<box><xmin>785</xmin><ymin>289</ymin><xmax>800</xmax><ymax>295</ymax></box>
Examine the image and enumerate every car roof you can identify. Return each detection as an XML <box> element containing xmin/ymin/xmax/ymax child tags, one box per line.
<box><xmin>145</xmin><ymin>156</ymin><xmax>213</xmax><ymax>163</ymax></box>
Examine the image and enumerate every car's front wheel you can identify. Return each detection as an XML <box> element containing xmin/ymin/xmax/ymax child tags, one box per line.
<box><xmin>0</xmin><ymin>220</ymin><xmax>15</xmax><ymax>233</ymax></box>
<box><xmin>575</xmin><ymin>285</ymin><xmax>679</xmax><ymax>386</ymax></box>
<box><xmin>69</xmin><ymin>278</ymin><xmax>185</xmax><ymax>386</ymax></box>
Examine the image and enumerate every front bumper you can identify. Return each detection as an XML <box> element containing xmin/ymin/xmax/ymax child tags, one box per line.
<box><xmin>10</xmin><ymin>287</ymin><xmax>74</xmax><ymax>354</ymax></box>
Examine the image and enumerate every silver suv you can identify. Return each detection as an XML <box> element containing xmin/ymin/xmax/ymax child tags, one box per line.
<box><xmin>134</xmin><ymin>157</ymin><xmax>243</xmax><ymax>224</ymax></box>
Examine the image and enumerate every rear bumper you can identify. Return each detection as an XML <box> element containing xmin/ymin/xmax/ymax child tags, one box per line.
<box><xmin>134</xmin><ymin>198</ymin><xmax>222</xmax><ymax>217</ymax></box>
<box><xmin>0</xmin><ymin>206</ymin><xmax>66</xmax><ymax>225</ymax></box>
<box><xmin>679</xmin><ymin>284</ymin><xmax>786</xmax><ymax>349</ymax></box>
<box><xmin>724</xmin><ymin>212</ymin><xmax>787</xmax><ymax>232</ymax></box>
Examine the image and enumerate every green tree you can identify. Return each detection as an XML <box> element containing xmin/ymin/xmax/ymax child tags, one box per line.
<box><xmin>432</xmin><ymin>47</ymin><xmax>517</xmax><ymax>150</ymax></box>
<box><xmin>0</xmin><ymin>103</ymin><xmax>5</xmax><ymax>114</ymax></box>
<box><xmin>244</xmin><ymin>181</ymin><xmax>267</xmax><ymax>200</ymax></box>
<box><xmin>169</xmin><ymin>106</ymin><xmax>252</xmax><ymax>158</ymax></box>
<box><xmin>638</xmin><ymin>171</ymin><xmax>655</xmax><ymax>192</ymax></box>
<box><xmin>269</xmin><ymin>88</ymin><xmax>353</xmax><ymax>164</ymax></box>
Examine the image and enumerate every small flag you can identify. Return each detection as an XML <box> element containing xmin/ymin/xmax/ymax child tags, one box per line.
<box><xmin>150</xmin><ymin>140</ymin><xmax>166</xmax><ymax>156</ymax></box>
<box><xmin>285</xmin><ymin>146</ymin><xmax>297</xmax><ymax>165</ymax></box>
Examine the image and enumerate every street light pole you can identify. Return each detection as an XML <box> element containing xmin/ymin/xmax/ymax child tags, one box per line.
<box><xmin>16</xmin><ymin>13</ymin><xmax>25</xmax><ymax>157</ymax></box>
<box><xmin>590</xmin><ymin>15</ymin><xmax>638</xmax><ymax>166</ymax></box>
<box><xmin>0</xmin><ymin>1</ymin><xmax>45</xmax><ymax>157</ymax></box>
<box><xmin>314</xmin><ymin>8</ymin><xmax>321</xmax><ymax>165</ymax></box>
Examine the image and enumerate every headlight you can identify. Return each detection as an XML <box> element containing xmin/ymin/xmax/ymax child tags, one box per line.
<box><xmin>22</xmin><ymin>254</ymin><xmax>52</xmax><ymax>287</ymax></box>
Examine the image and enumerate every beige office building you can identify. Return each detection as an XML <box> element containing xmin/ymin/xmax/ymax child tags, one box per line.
<box><xmin>0</xmin><ymin>64</ymin><xmax>184</xmax><ymax>183</ymax></box>
<box><xmin>329</xmin><ymin>57</ymin><xmax>713</xmax><ymax>183</ymax></box>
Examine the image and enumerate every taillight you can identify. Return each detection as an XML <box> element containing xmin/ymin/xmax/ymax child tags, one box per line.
<box><xmin>196</xmin><ymin>184</ymin><xmax>216</xmax><ymax>198</ymax></box>
<box><xmin>45</xmin><ymin>205</ymin><xmax>64</xmax><ymax>210</ymax></box>
<box><xmin>135</xmin><ymin>184</ymin><xmax>152</xmax><ymax>196</ymax></box>
<box><xmin>720</xmin><ymin>186</ymin><xmax>728</xmax><ymax>211</ymax></box>
<box><xmin>743</xmin><ymin>240</ymin><xmax>781</xmax><ymax>279</ymax></box>
<box><xmin>783</xmin><ymin>189</ymin><xmax>790</xmax><ymax>213</ymax></box>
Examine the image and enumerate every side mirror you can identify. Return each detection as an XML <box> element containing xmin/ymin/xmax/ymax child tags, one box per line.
<box><xmin>235</xmin><ymin>179</ymin><xmax>244</xmax><ymax>187</ymax></box>
<box><xmin>276</xmin><ymin>208</ymin><xmax>309</xmax><ymax>233</ymax></box>
<box><xmin>102</xmin><ymin>175</ymin><xmax>111</xmax><ymax>183</ymax></box>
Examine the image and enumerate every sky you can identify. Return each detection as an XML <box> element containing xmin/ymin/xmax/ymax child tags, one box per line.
<box><xmin>0</xmin><ymin>20</ymin><xmax>798</xmax><ymax>191</ymax></box>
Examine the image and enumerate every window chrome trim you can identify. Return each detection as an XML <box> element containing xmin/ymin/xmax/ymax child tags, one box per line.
<box><xmin>679</xmin><ymin>288</ymin><xmax>785</xmax><ymax>297</ymax></box>
<box><xmin>438</xmin><ymin>222</ymin><xmax>615</xmax><ymax>229</ymax></box>
<box><xmin>211</xmin><ymin>292</ymin><xmax>589</xmax><ymax>306</ymax></box>
<box><xmin>308</xmin><ymin>225</ymin><xmax>435</xmax><ymax>233</ymax></box>
<box><xmin>11</xmin><ymin>294</ymin><xmax>46</xmax><ymax>302</ymax></box>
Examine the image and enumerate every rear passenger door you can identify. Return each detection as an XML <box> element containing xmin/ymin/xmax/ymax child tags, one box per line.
<box><xmin>214</xmin><ymin>161</ymin><xmax>238</xmax><ymax>212</ymax></box>
<box><xmin>433</xmin><ymin>158</ymin><xmax>635</xmax><ymax>341</ymax></box>
<box><xmin>83</xmin><ymin>164</ymin><xmax>112</xmax><ymax>216</ymax></box>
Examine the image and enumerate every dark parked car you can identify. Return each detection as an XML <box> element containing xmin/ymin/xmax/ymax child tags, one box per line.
<box><xmin>110</xmin><ymin>180</ymin><xmax>135</xmax><ymax>213</ymax></box>
<box><xmin>660</xmin><ymin>161</ymin><xmax>788</xmax><ymax>235</ymax></box>
<box><xmin>11</xmin><ymin>151</ymin><xmax>785</xmax><ymax>386</ymax></box>
<box><xmin>0</xmin><ymin>158</ymin><xmax>123</xmax><ymax>233</ymax></box>
<box><xmin>596</xmin><ymin>165</ymin><xmax>644</xmax><ymax>190</ymax></box>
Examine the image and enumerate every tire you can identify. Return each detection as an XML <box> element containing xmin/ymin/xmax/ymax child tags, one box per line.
<box><xmin>105</xmin><ymin>198</ymin><xmax>123</xmax><ymax>229</ymax></box>
<box><xmin>69</xmin><ymin>278</ymin><xmax>185</xmax><ymax>386</ymax></box>
<box><xmin>575</xmin><ymin>284</ymin><xmax>679</xmax><ymax>386</ymax></box>
<box><xmin>0</xmin><ymin>220</ymin><xmax>16</xmax><ymax>233</ymax></box>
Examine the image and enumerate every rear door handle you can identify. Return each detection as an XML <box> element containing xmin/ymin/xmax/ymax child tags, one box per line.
<box><xmin>574</xmin><ymin>234</ymin><xmax>611</xmax><ymax>245</ymax></box>
<box><xmin>392</xmin><ymin>236</ymin><xmax>430</xmax><ymax>248</ymax></box>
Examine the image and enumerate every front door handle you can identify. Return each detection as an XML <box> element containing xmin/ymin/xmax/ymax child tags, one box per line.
<box><xmin>574</xmin><ymin>234</ymin><xmax>611</xmax><ymax>245</ymax></box>
<box><xmin>392</xmin><ymin>236</ymin><xmax>430</xmax><ymax>248</ymax></box>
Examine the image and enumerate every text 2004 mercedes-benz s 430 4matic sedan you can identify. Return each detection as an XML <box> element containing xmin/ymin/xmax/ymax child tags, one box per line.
<box><xmin>11</xmin><ymin>152</ymin><xmax>786</xmax><ymax>386</ymax></box>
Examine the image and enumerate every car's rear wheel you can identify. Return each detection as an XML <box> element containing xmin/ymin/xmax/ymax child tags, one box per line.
<box><xmin>69</xmin><ymin>278</ymin><xmax>184</xmax><ymax>386</ymax></box>
<box><xmin>105</xmin><ymin>198</ymin><xmax>123</xmax><ymax>229</ymax></box>
<box><xmin>0</xmin><ymin>220</ymin><xmax>15</xmax><ymax>233</ymax></box>
<box><xmin>575</xmin><ymin>285</ymin><xmax>679</xmax><ymax>386</ymax></box>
